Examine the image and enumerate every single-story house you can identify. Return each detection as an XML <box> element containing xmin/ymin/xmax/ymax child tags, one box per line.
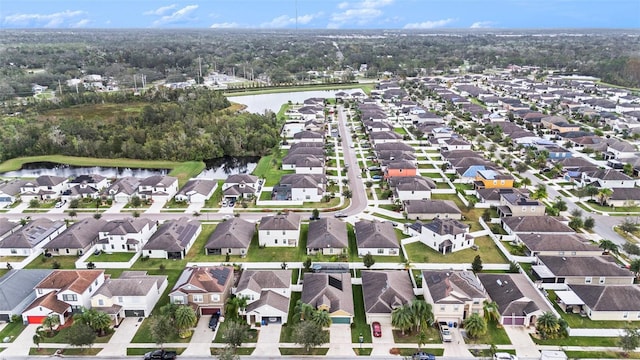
<box><xmin>205</xmin><ymin>218</ymin><xmax>255</xmax><ymax>256</ymax></box>
<box><xmin>142</xmin><ymin>218</ymin><xmax>201</xmax><ymax>259</ymax></box>
<box><xmin>301</xmin><ymin>272</ymin><xmax>354</xmax><ymax>324</ymax></box>
<box><xmin>362</xmin><ymin>270</ymin><xmax>415</xmax><ymax>324</ymax></box>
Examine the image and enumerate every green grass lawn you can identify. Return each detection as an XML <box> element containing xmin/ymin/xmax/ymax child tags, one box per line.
<box><xmin>126</xmin><ymin>347</ymin><xmax>186</xmax><ymax>356</ymax></box>
<box><xmin>252</xmin><ymin>154</ymin><xmax>293</xmax><ymax>186</ymax></box>
<box><xmin>130</xmin><ymin>317</ymin><xmax>192</xmax><ymax>344</ymax></box>
<box><xmin>68</xmin><ymin>198</ymin><xmax>112</xmax><ymax>210</ymax></box>
<box><xmin>0</xmin><ymin>321</ymin><xmax>26</xmax><ymax>342</ymax></box>
<box><xmin>436</xmin><ymin>182</ymin><xmax>451</xmax><ymax>189</ymax></box>
<box><xmin>464</xmin><ymin>321</ymin><xmax>511</xmax><ymax>345</ymax></box>
<box><xmin>163</xmin><ymin>199</ymin><xmax>190</xmax><ymax>209</ymax></box>
<box><xmin>86</xmin><ymin>252</ymin><xmax>136</xmax><ymax>262</ymax></box>
<box><xmin>25</xmin><ymin>255</ymin><xmax>79</xmax><ymax>270</ymax></box>
<box><xmin>213</xmin><ymin>320</ymin><xmax>259</xmax><ymax>344</ymax></box>
<box><xmin>40</xmin><ymin>327</ymin><xmax>114</xmax><ymax>343</ymax></box>
<box><xmin>394</xmin><ymin>128</ymin><xmax>408</xmax><ymax>135</ymax></box>
<box><xmin>203</xmin><ymin>180</ymin><xmax>225</xmax><ymax>208</ymax></box>
<box><xmin>353</xmin><ymin>348</ymin><xmax>373</xmax><ymax>356</ymax></box>
<box><xmin>280</xmin><ymin>348</ymin><xmax>329</xmax><ymax>355</ymax></box>
<box><xmin>582</xmin><ymin>200</ymin><xmax>640</xmax><ymax>213</ymax></box>
<box><xmin>405</xmin><ymin>236</ymin><xmax>506</xmax><ymax>264</ymax></box>
<box><xmin>210</xmin><ymin>347</ymin><xmax>255</xmax><ymax>356</ymax></box>
<box><xmin>564</xmin><ymin>351</ymin><xmax>640</xmax><ymax>359</ymax></box>
<box><xmin>280</xmin><ymin>292</ymin><xmax>302</xmax><ymax>343</ymax></box>
<box><xmin>532</xmin><ymin>335</ymin><xmax>619</xmax><ymax>347</ymax></box>
<box><xmin>394</xmin><ymin>347</ymin><xmax>444</xmax><ymax>356</ymax></box>
<box><xmin>392</xmin><ymin>327</ymin><xmax>441</xmax><ymax>344</ymax></box>
<box><xmin>30</xmin><ymin>348</ymin><xmax>102</xmax><ymax>356</ymax></box>
<box><xmin>351</xmin><ymin>285</ymin><xmax>373</xmax><ymax>343</ymax></box>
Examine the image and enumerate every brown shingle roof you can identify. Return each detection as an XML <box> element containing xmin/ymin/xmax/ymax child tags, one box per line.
<box><xmin>35</xmin><ymin>270</ymin><xmax>104</xmax><ymax>294</ymax></box>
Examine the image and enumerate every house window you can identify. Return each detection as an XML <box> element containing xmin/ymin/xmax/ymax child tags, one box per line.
<box><xmin>65</xmin><ymin>249</ymin><xmax>70</xmax><ymax>254</ymax></box>
<box><xmin>193</xmin><ymin>294</ymin><xmax>203</xmax><ymax>303</ymax></box>
<box><xmin>275</xmin><ymin>239</ymin><xmax>278</xmax><ymax>244</ymax></box>
<box><xmin>473</xmin><ymin>300</ymin><xmax>480</xmax><ymax>304</ymax></box>
<box><xmin>440</xmin><ymin>305</ymin><xmax>445</xmax><ymax>311</ymax></box>
<box><xmin>10</xmin><ymin>249</ymin><xmax>17</xmax><ymax>254</ymax></box>
<box><xmin>453</xmin><ymin>305</ymin><xmax>459</xmax><ymax>311</ymax></box>
<box><xmin>98</xmin><ymin>299</ymin><xmax>104</xmax><ymax>306</ymax></box>
<box><xmin>118</xmin><ymin>297</ymin><xmax>124</xmax><ymax>303</ymax></box>
<box><xmin>623</xmin><ymin>312</ymin><xmax>629</xmax><ymax>319</ymax></box>
<box><xmin>37</xmin><ymin>289</ymin><xmax>43</xmax><ymax>295</ymax></box>
<box><xmin>493</xmin><ymin>180</ymin><xmax>497</xmax><ymax>185</ymax></box>
<box><xmin>377</xmin><ymin>248</ymin><xmax>384</xmax><ymax>254</ymax></box>
<box><xmin>585</xmin><ymin>277</ymin><xmax>592</xmax><ymax>284</ymax></box>
<box><xmin>599</xmin><ymin>277</ymin><xmax>605</xmax><ymax>284</ymax></box>
<box><xmin>558</xmin><ymin>251</ymin><xmax>565</xmax><ymax>256</ymax></box>
<box><xmin>530</xmin><ymin>206</ymin><xmax>536</xmax><ymax>211</ymax></box>
<box><xmin>89</xmin><ymin>286</ymin><xmax>92</xmax><ymax>292</ymax></box>
<box><xmin>500</xmin><ymin>180</ymin><xmax>505</xmax><ymax>185</ymax></box>
<box><xmin>62</xmin><ymin>294</ymin><xmax>78</xmax><ymax>301</ymax></box>
<box><xmin>522</xmin><ymin>207</ymin><xmax>526</xmax><ymax>212</ymax></box>
<box><xmin>173</xmin><ymin>297</ymin><xmax>184</xmax><ymax>304</ymax></box>
<box><xmin>211</xmin><ymin>294</ymin><xmax>220</xmax><ymax>302</ymax></box>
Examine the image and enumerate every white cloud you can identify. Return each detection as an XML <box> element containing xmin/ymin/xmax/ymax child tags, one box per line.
<box><xmin>261</xmin><ymin>13</ymin><xmax>321</xmax><ymax>28</ymax></box>
<box><xmin>143</xmin><ymin>4</ymin><xmax>177</xmax><ymax>16</ymax></box>
<box><xmin>329</xmin><ymin>0</ymin><xmax>393</xmax><ymax>28</ymax></box>
<box><xmin>151</xmin><ymin>4</ymin><xmax>198</xmax><ymax>27</ymax></box>
<box><xmin>403</xmin><ymin>18</ymin><xmax>454</xmax><ymax>29</ymax></box>
<box><xmin>470</xmin><ymin>21</ymin><xmax>494</xmax><ymax>29</ymax></box>
<box><xmin>210</xmin><ymin>22</ymin><xmax>239</xmax><ymax>29</ymax></box>
<box><xmin>3</xmin><ymin>10</ymin><xmax>86</xmax><ymax>28</ymax></box>
<box><xmin>71</xmin><ymin>19</ymin><xmax>90</xmax><ymax>28</ymax></box>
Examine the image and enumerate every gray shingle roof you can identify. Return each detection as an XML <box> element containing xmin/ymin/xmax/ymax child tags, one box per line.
<box><xmin>0</xmin><ymin>269</ymin><xmax>53</xmax><ymax>312</ymax></box>
<box><xmin>477</xmin><ymin>273</ymin><xmax>540</xmax><ymax>317</ymax></box>
<box><xmin>44</xmin><ymin>218</ymin><xmax>107</xmax><ymax>250</ymax></box>
<box><xmin>143</xmin><ymin>217</ymin><xmax>201</xmax><ymax>252</ymax></box>
<box><xmin>94</xmin><ymin>271</ymin><xmax>167</xmax><ymax>297</ymax></box>
<box><xmin>259</xmin><ymin>213</ymin><xmax>301</xmax><ymax>231</ymax></box>
<box><xmin>301</xmin><ymin>272</ymin><xmax>354</xmax><ymax>316</ymax></box>
<box><xmin>423</xmin><ymin>218</ymin><xmax>468</xmax><ymax>236</ymax></box>
<box><xmin>177</xmin><ymin>179</ymin><xmax>217</xmax><ymax>197</ymax></box>
<box><xmin>236</xmin><ymin>270</ymin><xmax>291</xmax><ymax>294</ymax></box>
<box><xmin>403</xmin><ymin>200</ymin><xmax>461</xmax><ymax>215</ymax></box>
<box><xmin>517</xmin><ymin>233</ymin><xmax>600</xmax><ymax>253</ymax></box>
<box><xmin>537</xmin><ymin>255</ymin><xmax>634</xmax><ymax>277</ymax></box>
<box><xmin>101</xmin><ymin>218</ymin><xmax>154</xmax><ymax>236</ymax></box>
<box><xmin>307</xmin><ymin>218</ymin><xmax>348</xmax><ymax>250</ymax></box>
<box><xmin>570</xmin><ymin>284</ymin><xmax>640</xmax><ymax>312</ymax></box>
<box><xmin>0</xmin><ymin>218</ymin><xmax>65</xmax><ymax>249</ymax></box>
<box><xmin>362</xmin><ymin>270</ymin><xmax>414</xmax><ymax>314</ymax></box>
<box><xmin>502</xmin><ymin>216</ymin><xmax>574</xmax><ymax>233</ymax></box>
<box><xmin>246</xmin><ymin>290</ymin><xmax>290</xmax><ymax>313</ymax></box>
<box><xmin>206</xmin><ymin>218</ymin><xmax>255</xmax><ymax>249</ymax></box>
<box><xmin>355</xmin><ymin>220</ymin><xmax>398</xmax><ymax>249</ymax></box>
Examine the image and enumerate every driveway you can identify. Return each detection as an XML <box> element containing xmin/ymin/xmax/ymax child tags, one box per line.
<box><xmin>7</xmin><ymin>201</ymin><xmax>29</xmax><ymax>214</ymax></box>
<box><xmin>104</xmin><ymin>201</ymin><xmax>127</xmax><ymax>214</ymax></box>
<box><xmin>254</xmin><ymin>323</ymin><xmax>281</xmax><ymax>357</ymax></box>
<box><xmin>99</xmin><ymin>317</ymin><xmax>143</xmax><ymax>356</ymax></box>
<box><xmin>443</xmin><ymin>327</ymin><xmax>474</xmax><ymax>358</ymax></box>
<box><xmin>182</xmin><ymin>314</ymin><xmax>216</xmax><ymax>357</ymax></box>
<box><xmin>371</xmin><ymin>319</ymin><xmax>395</xmax><ymax>356</ymax></box>
<box><xmin>145</xmin><ymin>198</ymin><xmax>168</xmax><ymax>213</ymax></box>
<box><xmin>326</xmin><ymin>323</ymin><xmax>354</xmax><ymax>357</ymax></box>
<box><xmin>503</xmin><ymin>326</ymin><xmax>542</xmax><ymax>359</ymax></box>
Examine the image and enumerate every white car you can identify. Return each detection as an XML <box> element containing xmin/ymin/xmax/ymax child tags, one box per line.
<box><xmin>493</xmin><ymin>353</ymin><xmax>518</xmax><ymax>360</ymax></box>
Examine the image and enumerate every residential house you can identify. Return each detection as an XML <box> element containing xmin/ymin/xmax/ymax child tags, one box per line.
<box><xmin>169</xmin><ymin>266</ymin><xmax>234</xmax><ymax>316</ymax></box>
<box><xmin>474</xmin><ymin>170</ymin><xmax>514</xmax><ymax>190</ymax></box>
<box><xmin>234</xmin><ymin>270</ymin><xmax>292</xmax><ymax>325</ymax></box>
<box><xmin>0</xmin><ymin>269</ymin><xmax>53</xmax><ymax>322</ymax></box>
<box><xmin>476</xmin><ymin>188</ymin><xmax>529</xmax><ymax>207</ymax></box>
<box><xmin>281</xmin><ymin>154</ymin><xmax>325</xmax><ymax>174</ymax></box>
<box><xmin>383</xmin><ymin>160</ymin><xmax>418</xmax><ymax>179</ymax></box>
<box><xmin>0</xmin><ymin>179</ymin><xmax>28</xmax><ymax>207</ymax></box>
<box><xmin>581</xmin><ymin>169</ymin><xmax>636</xmax><ymax>188</ymax></box>
<box><xmin>142</xmin><ymin>217</ymin><xmax>201</xmax><ymax>259</ymax></box>
<box><xmin>515</xmin><ymin>233</ymin><xmax>602</xmax><ymax>257</ymax></box>
<box><xmin>19</xmin><ymin>175</ymin><xmax>68</xmax><ymax>202</ymax></box>
<box><xmin>67</xmin><ymin>174</ymin><xmax>110</xmax><ymax>191</ymax></box>
<box><xmin>497</xmin><ymin>192</ymin><xmax>546</xmax><ymax>217</ymax></box>
<box><xmin>62</xmin><ymin>174</ymin><xmax>109</xmax><ymax>200</ymax></box>
<box><xmin>292</xmin><ymin>130</ymin><xmax>324</xmax><ymax>143</ymax></box>
<box><xmin>43</xmin><ymin>218</ymin><xmax>107</xmax><ymax>256</ymax></box>
<box><xmin>354</xmin><ymin>220</ymin><xmax>399</xmax><ymax>256</ymax></box>
<box><xmin>564</xmin><ymin>284</ymin><xmax>640</xmax><ymax>321</ymax></box>
<box><xmin>22</xmin><ymin>270</ymin><xmax>106</xmax><ymax>324</ymax></box>
<box><xmin>301</xmin><ymin>272</ymin><xmax>354</xmax><ymax>324</ymax></box>
<box><xmin>606</xmin><ymin>140</ymin><xmax>637</xmax><ymax>159</ymax></box>
<box><xmin>274</xmin><ymin>174</ymin><xmax>326</xmax><ymax>202</ymax></box>
<box><xmin>403</xmin><ymin>200</ymin><xmax>462</xmax><ymax>221</ymax></box>
<box><xmin>175</xmin><ymin>179</ymin><xmax>217</xmax><ymax>203</ymax></box>
<box><xmin>258</xmin><ymin>213</ymin><xmax>301</xmax><ymax>247</ymax></box>
<box><xmin>541</xmin><ymin>116</ymin><xmax>580</xmax><ymax>133</ymax></box>
<box><xmin>97</xmin><ymin>218</ymin><xmax>157</xmax><ymax>253</ymax></box>
<box><xmin>91</xmin><ymin>271</ymin><xmax>168</xmax><ymax>321</ymax></box>
<box><xmin>306</xmin><ymin>218</ymin><xmax>348</xmax><ymax>255</ymax></box>
<box><xmin>138</xmin><ymin>175</ymin><xmax>179</xmax><ymax>201</ymax></box>
<box><xmin>370</xmin><ymin>131</ymin><xmax>404</xmax><ymax>144</ymax></box>
<box><xmin>501</xmin><ymin>216</ymin><xmax>574</xmax><ymax>235</ymax></box>
<box><xmin>222</xmin><ymin>174</ymin><xmax>259</xmax><ymax>201</ymax></box>
<box><xmin>361</xmin><ymin>270</ymin><xmax>415</xmax><ymax>324</ymax></box>
<box><xmin>0</xmin><ymin>218</ymin><xmax>66</xmax><ymax>257</ymax></box>
<box><xmin>388</xmin><ymin>176</ymin><xmax>435</xmax><ymax>201</ymax></box>
<box><xmin>477</xmin><ymin>273</ymin><xmax>552</xmax><ymax>326</ymax></box>
<box><xmin>408</xmin><ymin>218</ymin><xmax>473</xmax><ymax>254</ymax></box>
<box><xmin>422</xmin><ymin>270</ymin><xmax>486</xmax><ymax>324</ymax></box>
<box><xmin>533</xmin><ymin>256</ymin><xmax>635</xmax><ymax>287</ymax></box>
<box><xmin>205</xmin><ymin>218</ymin><xmax>255</xmax><ymax>256</ymax></box>
<box><xmin>374</xmin><ymin>142</ymin><xmax>414</xmax><ymax>154</ymax></box>
<box><xmin>104</xmin><ymin>177</ymin><xmax>141</xmax><ymax>203</ymax></box>
<box><xmin>0</xmin><ymin>218</ymin><xmax>18</xmax><ymax>241</ymax></box>
<box><xmin>608</xmin><ymin>188</ymin><xmax>640</xmax><ymax>207</ymax></box>
<box><xmin>439</xmin><ymin>137</ymin><xmax>472</xmax><ymax>151</ymax></box>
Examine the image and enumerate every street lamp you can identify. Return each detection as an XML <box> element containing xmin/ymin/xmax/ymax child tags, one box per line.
<box><xmin>359</xmin><ymin>332</ymin><xmax>363</xmax><ymax>349</ymax></box>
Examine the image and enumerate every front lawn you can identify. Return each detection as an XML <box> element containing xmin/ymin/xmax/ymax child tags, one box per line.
<box><xmin>213</xmin><ymin>320</ymin><xmax>259</xmax><ymax>344</ymax></box>
<box><xmin>252</xmin><ymin>154</ymin><xmax>293</xmax><ymax>186</ymax></box>
<box><xmin>279</xmin><ymin>348</ymin><xmax>329</xmax><ymax>355</ymax></box>
<box><xmin>126</xmin><ymin>347</ymin><xmax>186</xmax><ymax>355</ymax></box>
<box><xmin>404</xmin><ymin>236</ymin><xmax>507</xmax><ymax>264</ymax></box>
<box><xmin>547</xmin><ymin>291</ymin><xmax>634</xmax><ymax>329</ymax></box>
<box><xmin>351</xmin><ymin>285</ymin><xmax>373</xmax><ymax>343</ymax></box>
<box><xmin>30</xmin><ymin>348</ymin><xmax>102</xmax><ymax>356</ymax></box>
<box><xmin>40</xmin><ymin>326</ymin><xmax>113</xmax><ymax>343</ymax></box>
<box><xmin>392</xmin><ymin>327</ymin><xmax>441</xmax><ymax>344</ymax></box>
<box><xmin>210</xmin><ymin>347</ymin><xmax>255</xmax><ymax>356</ymax></box>
<box><xmin>532</xmin><ymin>335</ymin><xmax>619</xmax><ymax>347</ymax></box>
<box><xmin>130</xmin><ymin>317</ymin><xmax>191</xmax><ymax>344</ymax></box>
<box><xmin>86</xmin><ymin>252</ymin><xmax>136</xmax><ymax>263</ymax></box>
<box><xmin>280</xmin><ymin>292</ymin><xmax>301</xmax><ymax>343</ymax></box>
<box><xmin>565</xmin><ymin>351</ymin><xmax>640</xmax><ymax>359</ymax></box>
<box><xmin>463</xmin><ymin>321</ymin><xmax>511</xmax><ymax>345</ymax></box>
<box><xmin>25</xmin><ymin>255</ymin><xmax>79</xmax><ymax>270</ymax></box>
<box><xmin>0</xmin><ymin>321</ymin><xmax>26</xmax><ymax>342</ymax></box>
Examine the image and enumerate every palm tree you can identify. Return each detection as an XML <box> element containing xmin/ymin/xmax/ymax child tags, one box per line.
<box><xmin>410</xmin><ymin>300</ymin><xmax>434</xmax><ymax>333</ymax></box>
<box><xmin>174</xmin><ymin>305</ymin><xmax>197</xmax><ymax>338</ymax></box>
<box><xmin>226</xmin><ymin>296</ymin><xmax>248</xmax><ymax>321</ymax></box>
<box><xmin>531</xmin><ymin>184</ymin><xmax>547</xmax><ymax>200</ymax></box>
<box><xmin>42</xmin><ymin>315</ymin><xmax>60</xmax><ymax>336</ymax></box>
<box><xmin>535</xmin><ymin>311</ymin><xmax>560</xmax><ymax>340</ymax></box>
<box><xmin>463</xmin><ymin>313</ymin><xmax>487</xmax><ymax>338</ymax></box>
<box><xmin>597</xmin><ymin>188</ymin><xmax>613</xmax><ymax>206</ymax></box>
<box><xmin>293</xmin><ymin>300</ymin><xmax>315</xmax><ymax>323</ymax></box>
<box><xmin>521</xmin><ymin>177</ymin><xmax>532</xmax><ymax>189</ymax></box>
<box><xmin>92</xmin><ymin>311</ymin><xmax>112</xmax><ymax>337</ymax></box>
<box><xmin>33</xmin><ymin>326</ymin><xmax>44</xmax><ymax>350</ymax></box>
<box><xmin>391</xmin><ymin>304</ymin><xmax>413</xmax><ymax>335</ymax></box>
<box><xmin>598</xmin><ymin>239</ymin><xmax>619</xmax><ymax>254</ymax></box>
<box><xmin>482</xmin><ymin>300</ymin><xmax>500</xmax><ymax>324</ymax></box>
<box><xmin>311</xmin><ymin>310</ymin><xmax>332</xmax><ymax>328</ymax></box>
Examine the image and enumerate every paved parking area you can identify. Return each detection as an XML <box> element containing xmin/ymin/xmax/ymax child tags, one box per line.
<box><xmin>99</xmin><ymin>317</ymin><xmax>144</xmax><ymax>356</ymax></box>
<box><xmin>254</xmin><ymin>323</ymin><xmax>281</xmax><ymax>356</ymax></box>
<box><xmin>182</xmin><ymin>315</ymin><xmax>216</xmax><ymax>356</ymax></box>
<box><xmin>326</xmin><ymin>323</ymin><xmax>354</xmax><ymax>357</ymax></box>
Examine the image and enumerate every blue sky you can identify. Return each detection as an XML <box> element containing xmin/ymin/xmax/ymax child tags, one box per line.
<box><xmin>1</xmin><ymin>0</ymin><xmax>639</xmax><ymax>29</ymax></box>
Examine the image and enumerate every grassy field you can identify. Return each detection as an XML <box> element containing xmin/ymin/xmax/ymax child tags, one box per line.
<box><xmin>464</xmin><ymin>321</ymin><xmax>511</xmax><ymax>345</ymax></box>
<box><xmin>0</xmin><ymin>322</ymin><xmax>26</xmax><ymax>342</ymax></box>
<box><xmin>565</xmin><ymin>351</ymin><xmax>640</xmax><ymax>359</ymax></box>
<box><xmin>404</xmin><ymin>236</ymin><xmax>507</xmax><ymax>264</ymax></box>
<box><xmin>279</xmin><ymin>348</ymin><xmax>329</xmax><ymax>355</ymax></box>
<box><xmin>225</xmin><ymin>82</ymin><xmax>374</xmax><ymax>97</ymax></box>
<box><xmin>86</xmin><ymin>252</ymin><xmax>136</xmax><ymax>263</ymax></box>
<box><xmin>213</xmin><ymin>320</ymin><xmax>259</xmax><ymax>344</ymax></box>
<box><xmin>210</xmin><ymin>347</ymin><xmax>255</xmax><ymax>356</ymax></box>
<box><xmin>40</xmin><ymin>102</ymin><xmax>146</xmax><ymax>120</ymax></box>
<box><xmin>25</xmin><ymin>255</ymin><xmax>79</xmax><ymax>269</ymax></box>
<box><xmin>0</xmin><ymin>155</ymin><xmax>204</xmax><ymax>187</ymax></box>
<box><xmin>251</xmin><ymin>154</ymin><xmax>293</xmax><ymax>186</ymax></box>
<box><xmin>351</xmin><ymin>285</ymin><xmax>373</xmax><ymax>344</ymax></box>
<box><xmin>392</xmin><ymin>327</ymin><xmax>441</xmax><ymax>344</ymax></box>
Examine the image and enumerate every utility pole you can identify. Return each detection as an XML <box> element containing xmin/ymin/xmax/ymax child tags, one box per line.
<box><xmin>58</xmin><ymin>79</ymin><xmax>63</xmax><ymax>96</ymax></box>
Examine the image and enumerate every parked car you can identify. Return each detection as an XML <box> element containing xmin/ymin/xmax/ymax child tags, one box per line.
<box><xmin>334</xmin><ymin>212</ymin><xmax>348</xmax><ymax>218</ymax></box>
<box><xmin>493</xmin><ymin>353</ymin><xmax>518</xmax><ymax>360</ymax></box>
<box><xmin>208</xmin><ymin>314</ymin><xmax>219</xmax><ymax>330</ymax></box>
<box><xmin>372</xmin><ymin>321</ymin><xmax>382</xmax><ymax>337</ymax></box>
<box><xmin>438</xmin><ymin>321</ymin><xmax>452</xmax><ymax>342</ymax></box>
<box><xmin>144</xmin><ymin>349</ymin><xmax>177</xmax><ymax>360</ymax></box>
<box><xmin>412</xmin><ymin>351</ymin><xmax>436</xmax><ymax>360</ymax></box>
<box><xmin>54</xmin><ymin>200</ymin><xmax>66</xmax><ymax>208</ymax></box>
<box><xmin>371</xmin><ymin>175</ymin><xmax>382</xmax><ymax>180</ymax></box>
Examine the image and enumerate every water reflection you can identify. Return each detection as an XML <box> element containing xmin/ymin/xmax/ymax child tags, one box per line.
<box><xmin>1</xmin><ymin>162</ymin><xmax>168</xmax><ymax>178</ymax></box>
<box><xmin>196</xmin><ymin>156</ymin><xmax>258</xmax><ymax>179</ymax></box>
<box><xmin>228</xmin><ymin>88</ymin><xmax>365</xmax><ymax>114</ymax></box>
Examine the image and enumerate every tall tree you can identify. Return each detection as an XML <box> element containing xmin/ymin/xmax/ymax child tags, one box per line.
<box><xmin>41</xmin><ymin>315</ymin><xmax>60</xmax><ymax>336</ymax></box>
<box><xmin>463</xmin><ymin>313</ymin><xmax>487</xmax><ymax>339</ymax></box>
<box><xmin>598</xmin><ymin>239</ymin><xmax>619</xmax><ymax>254</ymax></box>
<box><xmin>531</xmin><ymin>184</ymin><xmax>547</xmax><ymax>200</ymax></box>
<box><xmin>597</xmin><ymin>188</ymin><xmax>613</xmax><ymax>206</ymax></box>
<box><xmin>293</xmin><ymin>300</ymin><xmax>315</xmax><ymax>323</ymax></box>
<box><xmin>363</xmin><ymin>253</ymin><xmax>376</xmax><ymax>269</ymax></box>
<box><xmin>619</xmin><ymin>327</ymin><xmax>640</xmax><ymax>355</ymax></box>
<box><xmin>64</xmin><ymin>322</ymin><xmax>96</xmax><ymax>348</ymax></box>
<box><xmin>483</xmin><ymin>300</ymin><xmax>500</xmax><ymax>324</ymax></box>
<box><xmin>535</xmin><ymin>312</ymin><xmax>560</xmax><ymax>340</ymax></box>
<box><xmin>150</xmin><ymin>315</ymin><xmax>176</xmax><ymax>347</ymax></box>
<box><xmin>471</xmin><ymin>255</ymin><xmax>483</xmax><ymax>273</ymax></box>
<box><xmin>410</xmin><ymin>300</ymin><xmax>434</xmax><ymax>333</ymax></box>
<box><xmin>174</xmin><ymin>305</ymin><xmax>197</xmax><ymax>338</ymax></box>
<box><xmin>391</xmin><ymin>304</ymin><xmax>413</xmax><ymax>335</ymax></box>
<box><xmin>293</xmin><ymin>321</ymin><xmax>328</xmax><ymax>353</ymax></box>
<box><xmin>222</xmin><ymin>321</ymin><xmax>250</xmax><ymax>350</ymax></box>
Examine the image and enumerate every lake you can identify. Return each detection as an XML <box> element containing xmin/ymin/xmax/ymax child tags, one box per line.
<box><xmin>1</xmin><ymin>157</ymin><xmax>259</xmax><ymax>179</ymax></box>
<box><xmin>228</xmin><ymin>88</ymin><xmax>365</xmax><ymax>114</ymax></box>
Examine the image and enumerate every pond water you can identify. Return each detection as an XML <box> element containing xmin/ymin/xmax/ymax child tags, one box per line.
<box><xmin>1</xmin><ymin>157</ymin><xmax>258</xmax><ymax>180</ymax></box>
<box><xmin>228</xmin><ymin>88</ymin><xmax>365</xmax><ymax>114</ymax></box>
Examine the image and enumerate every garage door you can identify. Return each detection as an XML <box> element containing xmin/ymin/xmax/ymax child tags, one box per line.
<box><xmin>502</xmin><ymin>317</ymin><xmax>525</xmax><ymax>325</ymax></box>
<box><xmin>27</xmin><ymin>316</ymin><xmax>47</xmax><ymax>324</ymax></box>
<box><xmin>0</xmin><ymin>314</ymin><xmax>10</xmax><ymax>322</ymax></box>
<box><xmin>124</xmin><ymin>310</ymin><xmax>145</xmax><ymax>317</ymax></box>
<box><xmin>201</xmin><ymin>308</ymin><xmax>220</xmax><ymax>316</ymax></box>
<box><xmin>332</xmin><ymin>317</ymin><xmax>351</xmax><ymax>324</ymax></box>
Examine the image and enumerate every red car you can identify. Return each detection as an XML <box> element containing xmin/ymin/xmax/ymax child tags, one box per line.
<box><xmin>372</xmin><ymin>322</ymin><xmax>382</xmax><ymax>337</ymax></box>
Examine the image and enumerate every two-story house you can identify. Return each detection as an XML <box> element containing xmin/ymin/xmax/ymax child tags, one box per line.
<box><xmin>388</xmin><ymin>176</ymin><xmax>435</xmax><ymax>201</ymax></box>
<box><xmin>497</xmin><ymin>192</ymin><xmax>546</xmax><ymax>217</ymax></box>
<box><xmin>62</xmin><ymin>174</ymin><xmax>109</xmax><ymax>201</ymax></box>
<box><xmin>138</xmin><ymin>175</ymin><xmax>179</xmax><ymax>201</ymax></box>
<box><xmin>142</xmin><ymin>217</ymin><xmax>201</xmax><ymax>259</ymax></box>
<box><xmin>533</xmin><ymin>255</ymin><xmax>635</xmax><ymax>288</ymax></box>
<box><xmin>408</xmin><ymin>218</ymin><xmax>473</xmax><ymax>254</ymax></box>
<box><xmin>19</xmin><ymin>175</ymin><xmax>68</xmax><ymax>202</ymax></box>
<box><xmin>91</xmin><ymin>271</ymin><xmax>168</xmax><ymax>322</ymax></box>
<box><xmin>169</xmin><ymin>266</ymin><xmax>234</xmax><ymax>316</ymax></box>
<box><xmin>97</xmin><ymin>218</ymin><xmax>157</xmax><ymax>253</ymax></box>
<box><xmin>281</xmin><ymin>154</ymin><xmax>325</xmax><ymax>174</ymax></box>
<box><xmin>301</xmin><ymin>272</ymin><xmax>354</xmax><ymax>324</ymax></box>
<box><xmin>474</xmin><ymin>170</ymin><xmax>514</xmax><ymax>190</ymax></box>
<box><xmin>43</xmin><ymin>218</ymin><xmax>107</xmax><ymax>256</ymax></box>
<box><xmin>258</xmin><ymin>213</ymin><xmax>301</xmax><ymax>247</ymax></box>
<box><xmin>422</xmin><ymin>270</ymin><xmax>486</xmax><ymax>324</ymax></box>
<box><xmin>103</xmin><ymin>176</ymin><xmax>141</xmax><ymax>203</ymax></box>
<box><xmin>234</xmin><ymin>270</ymin><xmax>292</xmax><ymax>325</ymax></box>
<box><xmin>22</xmin><ymin>270</ymin><xmax>106</xmax><ymax>324</ymax></box>
<box><xmin>222</xmin><ymin>174</ymin><xmax>259</xmax><ymax>201</ymax></box>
